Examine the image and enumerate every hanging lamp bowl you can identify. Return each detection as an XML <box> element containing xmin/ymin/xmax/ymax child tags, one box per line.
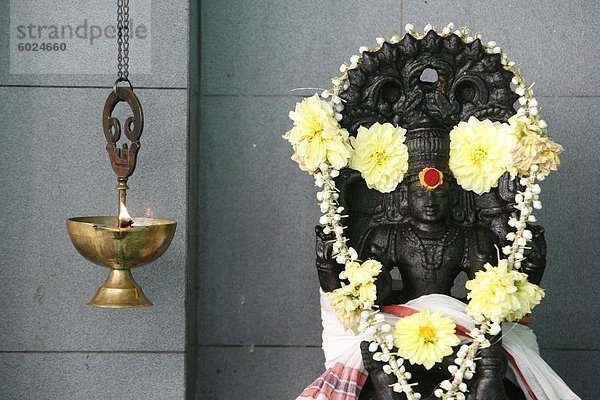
<box><xmin>67</xmin><ymin>216</ymin><xmax>176</xmax><ymax>308</ymax></box>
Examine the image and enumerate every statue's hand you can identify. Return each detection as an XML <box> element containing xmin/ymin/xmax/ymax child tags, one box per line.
<box><xmin>315</xmin><ymin>225</ymin><xmax>335</xmax><ymax>264</ymax></box>
<box><xmin>360</xmin><ymin>341</ymin><xmax>403</xmax><ymax>400</ymax></box>
<box><xmin>521</xmin><ymin>224</ymin><xmax>546</xmax><ymax>285</ymax></box>
<box><xmin>360</xmin><ymin>341</ymin><xmax>383</xmax><ymax>373</ymax></box>
<box><xmin>466</xmin><ymin>374</ymin><xmax>509</xmax><ymax>400</ymax></box>
<box><xmin>467</xmin><ymin>338</ymin><xmax>509</xmax><ymax>400</ymax></box>
<box><xmin>315</xmin><ymin>225</ymin><xmax>343</xmax><ymax>292</ymax></box>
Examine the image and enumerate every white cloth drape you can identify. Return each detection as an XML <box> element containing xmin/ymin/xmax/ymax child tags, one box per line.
<box><xmin>320</xmin><ymin>291</ymin><xmax>581</xmax><ymax>400</ymax></box>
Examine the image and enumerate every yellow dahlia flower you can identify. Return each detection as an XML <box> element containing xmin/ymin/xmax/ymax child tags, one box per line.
<box><xmin>449</xmin><ymin>116</ymin><xmax>516</xmax><ymax>194</ymax></box>
<box><xmin>283</xmin><ymin>94</ymin><xmax>352</xmax><ymax>171</ymax></box>
<box><xmin>507</xmin><ymin>116</ymin><xmax>563</xmax><ymax>177</ymax></box>
<box><xmin>393</xmin><ymin>309</ymin><xmax>461</xmax><ymax>369</ymax></box>
<box><xmin>350</xmin><ymin>122</ymin><xmax>409</xmax><ymax>193</ymax></box>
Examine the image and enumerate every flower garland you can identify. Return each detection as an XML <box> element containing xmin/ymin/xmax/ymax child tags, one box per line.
<box><xmin>283</xmin><ymin>23</ymin><xmax>563</xmax><ymax>400</ymax></box>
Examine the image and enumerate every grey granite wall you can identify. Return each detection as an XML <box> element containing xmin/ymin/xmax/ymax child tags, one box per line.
<box><xmin>196</xmin><ymin>0</ymin><xmax>598</xmax><ymax>398</ymax></box>
<box><xmin>0</xmin><ymin>1</ymin><xmax>189</xmax><ymax>399</ymax></box>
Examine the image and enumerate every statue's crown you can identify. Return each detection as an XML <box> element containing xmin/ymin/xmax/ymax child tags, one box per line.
<box><xmin>405</xmin><ymin>128</ymin><xmax>450</xmax><ymax>181</ymax></box>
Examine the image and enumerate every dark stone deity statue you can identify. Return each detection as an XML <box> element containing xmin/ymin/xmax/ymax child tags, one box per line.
<box><xmin>315</xmin><ymin>31</ymin><xmax>547</xmax><ymax>400</ymax></box>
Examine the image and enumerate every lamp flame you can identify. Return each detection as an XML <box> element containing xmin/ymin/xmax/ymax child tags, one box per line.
<box><xmin>119</xmin><ymin>202</ymin><xmax>134</xmax><ymax>228</ymax></box>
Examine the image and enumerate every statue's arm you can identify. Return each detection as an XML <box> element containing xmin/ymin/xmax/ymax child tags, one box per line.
<box><xmin>314</xmin><ymin>224</ymin><xmax>396</xmax><ymax>305</ymax></box>
<box><xmin>464</xmin><ymin>227</ymin><xmax>498</xmax><ymax>279</ymax></box>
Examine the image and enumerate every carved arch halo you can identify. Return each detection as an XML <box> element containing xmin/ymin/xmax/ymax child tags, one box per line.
<box><xmin>334</xmin><ymin>30</ymin><xmax>520</xmax><ymax>253</ymax></box>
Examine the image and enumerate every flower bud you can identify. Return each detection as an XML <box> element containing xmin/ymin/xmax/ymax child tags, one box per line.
<box><xmin>440</xmin><ymin>380</ymin><xmax>453</xmax><ymax>390</ymax></box>
<box><xmin>520</xmin><ymin>177</ymin><xmax>529</xmax><ymax>186</ymax></box>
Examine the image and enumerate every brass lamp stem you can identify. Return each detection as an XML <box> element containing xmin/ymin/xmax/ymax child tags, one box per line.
<box><xmin>117</xmin><ymin>177</ymin><xmax>128</xmax><ymax>210</ymax></box>
<box><xmin>117</xmin><ymin>178</ymin><xmax>134</xmax><ymax>228</ymax></box>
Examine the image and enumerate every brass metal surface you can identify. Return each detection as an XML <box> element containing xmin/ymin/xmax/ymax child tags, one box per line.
<box><xmin>67</xmin><ymin>216</ymin><xmax>176</xmax><ymax>308</ymax></box>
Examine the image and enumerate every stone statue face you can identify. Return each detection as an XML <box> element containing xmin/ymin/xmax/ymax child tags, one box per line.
<box><xmin>407</xmin><ymin>180</ymin><xmax>451</xmax><ymax>224</ymax></box>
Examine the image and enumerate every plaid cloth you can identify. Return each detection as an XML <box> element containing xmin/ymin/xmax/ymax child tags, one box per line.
<box><xmin>296</xmin><ymin>362</ymin><xmax>367</xmax><ymax>400</ymax></box>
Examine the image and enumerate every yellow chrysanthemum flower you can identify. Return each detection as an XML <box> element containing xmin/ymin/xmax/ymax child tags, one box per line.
<box><xmin>328</xmin><ymin>260</ymin><xmax>382</xmax><ymax>332</ymax></box>
<box><xmin>327</xmin><ymin>284</ymin><xmax>361</xmax><ymax>332</ymax></box>
<box><xmin>504</xmin><ymin>272</ymin><xmax>545</xmax><ymax>322</ymax></box>
<box><xmin>283</xmin><ymin>94</ymin><xmax>352</xmax><ymax>171</ymax></box>
<box><xmin>356</xmin><ymin>282</ymin><xmax>377</xmax><ymax>304</ymax></box>
<box><xmin>466</xmin><ymin>261</ymin><xmax>516</xmax><ymax>322</ymax></box>
<box><xmin>340</xmin><ymin>259</ymin><xmax>383</xmax><ymax>286</ymax></box>
<box><xmin>507</xmin><ymin>116</ymin><xmax>563</xmax><ymax>177</ymax></box>
<box><xmin>449</xmin><ymin>116</ymin><xmax>516</xmax><ymax>194</ymax></box>
<box><xmin>466</xmin><ymin>260</ymin><xmax>544</xmax><ymax>323</ymax></box>
<box><xmin>393</xmin><ymin>310</ymin><xmax>461</xmax><ymax>370</ymax></box>
<box><xmin>350</xmin><ymin>122</ymin><xmax>409</xmax><ymax>193</ymax></box>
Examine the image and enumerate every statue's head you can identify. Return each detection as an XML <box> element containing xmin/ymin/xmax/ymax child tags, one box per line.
<box><xmin>407</xmin><ymin>167</ymin><xmax>451</xmax><ymax>224</ymax></box>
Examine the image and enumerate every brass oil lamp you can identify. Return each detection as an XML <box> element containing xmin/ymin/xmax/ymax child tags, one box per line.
<box><xmin>67</xmin><ymin>1</ymin><xmax>176</xmax><ymax>308</ymax></box>
<box><xmin>67</xmin><ymin>85</ymin><xmax>176</xmax><ymax>308</ymax></box>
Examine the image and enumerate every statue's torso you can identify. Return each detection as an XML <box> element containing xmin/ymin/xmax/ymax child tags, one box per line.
<box><xmin>363</xmin><ymin>221</ymin><xmax>497</xmax><ymax>304</ymax></box>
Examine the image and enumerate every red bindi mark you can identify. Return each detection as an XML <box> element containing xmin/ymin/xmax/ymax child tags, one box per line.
<box><xmin>419</xmin><ymin>167</ymin><xmax>444</xmax><ymax>190</ymax></box>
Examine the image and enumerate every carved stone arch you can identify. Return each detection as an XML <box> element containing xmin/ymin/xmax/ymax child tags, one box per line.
<box><xmin>335</xmin><ymin>30</ymin><xmax>522</xmax><ymax>255</ymax></box>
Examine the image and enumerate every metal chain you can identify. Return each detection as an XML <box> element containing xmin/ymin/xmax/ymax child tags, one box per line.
<box><xmin>116</xmin><ymin>0</ymin><xmax>130</xmax><ymax>80</ymax></box>
<box><xmin>122</xmin><ymin>0</ymin><xmax>130</xmax><ymax>79</ymax></box>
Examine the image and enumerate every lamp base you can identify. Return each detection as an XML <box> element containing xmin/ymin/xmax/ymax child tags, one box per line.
<box><xmin>88</xmin><ymin>269</ymin><xmax>152</xmax><ymax>308</ymax></box>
